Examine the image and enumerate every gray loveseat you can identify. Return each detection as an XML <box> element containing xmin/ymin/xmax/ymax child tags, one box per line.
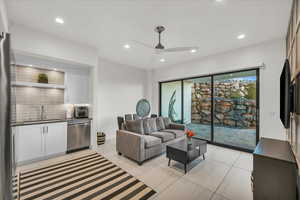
<box><xmin>116</xmin><ymin>117</ymin><xmax>185</xmax><ymax>165</ymax></box>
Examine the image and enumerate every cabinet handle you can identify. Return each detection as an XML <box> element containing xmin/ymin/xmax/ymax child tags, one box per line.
<box><xmin>47</xmin><ymin>126</ymin><xmax>48</xmax><ymax>133</ymax></box>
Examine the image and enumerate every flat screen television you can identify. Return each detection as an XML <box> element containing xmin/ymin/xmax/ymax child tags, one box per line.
<box><xmin>280</xmin><ymin>59</ymin><xmax>291</xmax><ymax>128</ymax></box>
<box><xmin>295</xmin><ymin>73</ymin><xmax>300</xmax><ymax>115</ymax></box>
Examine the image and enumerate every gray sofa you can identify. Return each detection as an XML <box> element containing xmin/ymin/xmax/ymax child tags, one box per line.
<box><xmin>116</xmin><ymin>117</ymin><xmax>185</xmax><ymax>165</ymax></box>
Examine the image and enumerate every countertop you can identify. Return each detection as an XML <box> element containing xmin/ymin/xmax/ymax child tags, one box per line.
<box><xmin>12</xmin><ymin>119</ymin><xmax>68</xmax><ymax>127</ymax></box>
<box><xmin>12</xmin><ymin>118</ymin><xmax>93</xmax><ymax>127</ymax></box>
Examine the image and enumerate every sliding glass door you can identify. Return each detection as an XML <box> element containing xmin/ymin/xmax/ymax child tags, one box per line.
<box><xmin>159</xmin><ymin>69</ymin><xmax>259</xmax><ymax>151</ymax></box>
<box><xmin>183</xmin><ymin>77</ymin><xmax>212</xmax><ymax>141</ymax></box>
<box><xmin>213</xmin><ymin>70</ymin><xmax>258</xmax><ymax>150</ymax></box>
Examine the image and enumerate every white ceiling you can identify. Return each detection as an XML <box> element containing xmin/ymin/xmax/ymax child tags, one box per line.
<box><xmin>7</xmin><ymin>0</ymin><xmax>292</xmax><ymax>69</ymax></box>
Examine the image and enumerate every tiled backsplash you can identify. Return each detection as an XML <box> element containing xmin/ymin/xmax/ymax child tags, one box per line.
<box><xmin>15</xmin><ymin>87</ymin><xmax>64</xmax><ymax>105</ymax></box>
<box><xmin>16</xmin><ymin>104</ymin><xmax>66</xmax><ymax>122</ymax></box>
<box><xmin>15</xmin><ymin>65</ymin><xmax>65</xmax><ymax>85</ymax></box>
<box><xmin>13</xmin><ymin>87</ymin><xmax>66</xmax><ymax>122</ymax></box>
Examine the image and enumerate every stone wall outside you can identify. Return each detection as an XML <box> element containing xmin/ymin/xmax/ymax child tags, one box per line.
<box><xmin>191</xmin><ymin>81</ymin><xmax>256</xmax><ymax>129</ymax></box>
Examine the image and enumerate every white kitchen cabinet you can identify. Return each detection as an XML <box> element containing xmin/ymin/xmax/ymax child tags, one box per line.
<box><xmin>15</xmin><ymin>124</ymin><xmax>44</xmax><ymax>163</ymax></box>
<box><xmin>44</xmin><ymin>122</ymin><xmax>67</xmax><ymax>156</ymax></box>
<box><xmin>15</xmin><ymin>122</ymin><xmax>67</xmax><ymax>163</ymax></box>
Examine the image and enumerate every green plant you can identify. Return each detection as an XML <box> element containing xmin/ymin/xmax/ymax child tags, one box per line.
<box><xmin>38</xmin><ymin>73</ymin><xmax>48</xmax><ymax>83</ymax></box>
<box><xmin>245</xmin><ymin>83</ymin><xmax>256</xmax><ymax>100</ymax></box>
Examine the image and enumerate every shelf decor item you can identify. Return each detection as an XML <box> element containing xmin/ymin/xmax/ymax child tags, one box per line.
<box><xmin>136</xmin><ymin>99</ymin><xmax>151</xmax><ymax>118</ymax></box>
<box><xmin>97</xmin><ymin>132</ymin><xmax>105</xmax><ymax>145</ymax></box>
<box><xmin>38</xmin><ymin>73</ymin><xmax>48</xmax><ymax>84</ymax></box>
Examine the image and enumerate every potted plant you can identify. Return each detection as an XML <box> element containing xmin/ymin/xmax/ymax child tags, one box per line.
<box><xmin>38</xmin><ymin>73</ymin><xmax>48</xmax><ymax>84</ymax></box>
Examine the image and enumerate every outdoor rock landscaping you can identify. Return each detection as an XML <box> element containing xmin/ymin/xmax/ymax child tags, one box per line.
<box><xmin>191</xmin><ymin>81</ymin><xmax>257</xmax><ymax>129</ymax></box>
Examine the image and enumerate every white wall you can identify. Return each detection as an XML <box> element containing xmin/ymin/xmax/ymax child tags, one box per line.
<box><xmin>149</xmin><ymin>39</ymin><xmax>286</xmax><ymax>141</ymax></box>
<box><xmin>10</xmin><ymin>24</ymin><xmax>97</xmax><ymax>67</ymax></box>
<box><xmin>92</xmin><ymin>58</ymin><xmax>148</xmax><ymax>144</ymax></box>
<box><xmin>0</xmin><ymin>0</ymin><xmax>9</xmax><ymax>32</ymax></box>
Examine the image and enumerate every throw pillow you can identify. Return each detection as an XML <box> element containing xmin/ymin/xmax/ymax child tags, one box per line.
<box><xmin>163</xmin><ymin>117</ymin><xmax>171</xmax><ymax>129</ymax></box>
<box><xmin>125</xmin><ymin>120</ymin><xmax>144</xmax><ymax>134</ymax></box>
<box><xmin>149</xmin><ymin>118</ymin><xmax>158</xmax><ymax>132</ymax></box>
<box><xmin>143</xmin><ymin>118</ymin><xmax>151</xmax><ymax>135</ymax></box>
<box><xmin>156</xmin><ymin>117</ymin><xmax>166</xmax><ymax>130</ymax></box>
<box><xmin>143</xmin><ymin>118</ymin><xmax>158</xmax><ymax>134</ymax></box>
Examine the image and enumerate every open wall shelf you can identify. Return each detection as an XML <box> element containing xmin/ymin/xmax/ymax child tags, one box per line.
<box><xmin>12</xmin><ymin>81</ymin><xmax>65</xmax><ymax>89</ymax></box>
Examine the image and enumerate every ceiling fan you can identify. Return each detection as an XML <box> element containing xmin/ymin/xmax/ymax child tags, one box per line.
<box><xmin>133</xmin><ymin>26</ymin><xmax>199</xmax><ymax>54</ymax></box>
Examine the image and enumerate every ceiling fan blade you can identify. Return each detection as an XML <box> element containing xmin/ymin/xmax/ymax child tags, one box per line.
<box><xmin>132</xmin><ymin>40</ymin><xmax>154</xmax><ymax>49</ymax></box>
<box><xmin>163</xmin><ymin>47</ymin><xmax>199</xmax><ymax>52</ymax></box>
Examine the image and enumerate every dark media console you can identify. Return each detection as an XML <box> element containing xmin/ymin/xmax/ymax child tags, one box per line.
<box><xmin>252</xmin><ymin>138</ymin><xmax>297</xmax><ymax>200</ymax></box>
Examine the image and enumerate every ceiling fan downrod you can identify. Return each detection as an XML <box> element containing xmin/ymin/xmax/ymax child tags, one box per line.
<box><xmin>155</xmin><ymin>26</ymin><xmax>165</xmax><ymax>50</ymax></box>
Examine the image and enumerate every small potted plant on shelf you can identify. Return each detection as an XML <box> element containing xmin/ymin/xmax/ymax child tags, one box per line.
<box><xmin>185</xmin><ymin>129</ymin><xmax>195</xmax><ymax>144</ymax></box>
<box><xmin>38</xmin><ymin>73</ymin><xmax>48</xmax><ymax>84</ymax></box>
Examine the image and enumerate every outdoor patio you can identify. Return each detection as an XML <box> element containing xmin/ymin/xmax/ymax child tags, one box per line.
<box><xmin>187</xmin><ymin>123</ymin><xmax>256</xmax><ymax>150</ymax></box>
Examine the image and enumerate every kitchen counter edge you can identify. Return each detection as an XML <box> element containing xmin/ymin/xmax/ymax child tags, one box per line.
<box><xmin>12</xmin><ymin>118</ymin><xmax>93</xmax><ymax>127</ymax></box>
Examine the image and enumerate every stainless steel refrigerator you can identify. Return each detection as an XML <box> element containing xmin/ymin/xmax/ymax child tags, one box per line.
<box><xmin>0</xmin><ymin>32</ymin><xmax>13</xmax><ymax>200</ymax></box>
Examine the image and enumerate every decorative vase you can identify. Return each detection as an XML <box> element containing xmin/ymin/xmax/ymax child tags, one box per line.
<box><xmin>187</xmin><ymin>136</ymin><xmax>192</xmax><ymax>144</ymax></box>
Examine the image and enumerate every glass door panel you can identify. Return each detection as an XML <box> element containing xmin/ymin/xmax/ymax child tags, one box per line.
<box><xmin>160</xmin><ymin>81</ymin><xmax>182</xmax><ymax>123</ymax></box>
<box><xmin>213</xmin><ymin>70</ymin><xmax>257</xmax><ymax>150</ymax></box>
<box><xmin>183</xmin><ymin>77</ymin><xmax>212</xmax><ymax>140</ymax></box>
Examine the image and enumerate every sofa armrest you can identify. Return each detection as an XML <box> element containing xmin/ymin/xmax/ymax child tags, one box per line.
<box><xmin>169</xmin><ymin>123</ymin><xmax>185</xmax><ymax>131</ymax></box>
<box><xmin>116</xmin><ymin>130</ymin><xmax>145</xmax><ymax>163</ymax></box>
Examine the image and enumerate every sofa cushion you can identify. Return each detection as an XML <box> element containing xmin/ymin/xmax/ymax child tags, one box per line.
<box><xmin>163</xmin><ymin>129</ymin><xmax>185</xmax><ymax>138</ymax></box>
<box><xmin>149</xmin><ymin>131</ymin><xmax>175</xmax><ymax>143</ymax></box>
<box><xmin>143</xmin><ymin>118</ymin><xmax>158</xmax><ymax>134</ymax></box>
<box><xmin>163</xmin><ymin>117</ymin><xmax>171</xmax><ymax>129</ymax></box>
<box><xmin>156</xmin><ymin>117</ymin><xmax>166</xmax><ymax>131</ymax></box>
<box><xmin>143</xmin><ymin>135</ymin><xmax>162</xmax><ymax>148</ymax></box>
<box><xmin>125</xmin><ymin>120</ymin><xmax>144</xmax><ymax>134</ymax></box>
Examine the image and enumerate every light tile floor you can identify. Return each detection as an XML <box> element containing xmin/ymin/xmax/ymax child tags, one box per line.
<box><xmin>18</xmin><ymin>138</ymin><xmax>253</xmax><ymax>200</ymax></box>
<box><xmin>97</xmin><ymin>138</ymin><xmax>253</xmax><ymax>200</ymax></box>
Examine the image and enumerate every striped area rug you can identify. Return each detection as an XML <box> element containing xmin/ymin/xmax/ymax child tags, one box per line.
<box><xmin>13</xmin><ymin>152</ymin><xmax>156</xmax><ymax>200</ymax></box>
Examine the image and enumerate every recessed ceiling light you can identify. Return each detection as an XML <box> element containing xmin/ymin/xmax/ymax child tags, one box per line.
<box><xmin>215</xmin><ymin>0</ymin><xmax>223</xmax><ymax>2</ymax></box>
<box><xmin>124</xmin><ymin>44</ymin><xmax>130</xmax><ymax>49</ymax></box>
<box><xmin>237</xmin><ymin>34</ymin><xmax>246</xmax><ymax>40</ymax></box>
<box><xmin>160</xmin><ymin>58</ymin><xmax>165</xmax><ymax>62</ymax></box>
<box><xmin>54</xmin><ymin>68</ymin><xmax>57</xmax><ymax>71</ymax></box>
<box><xmin>55</xmin><ymin>17</ymin><xmax>64</xmax><ymax>24</ymax></box>
<box><xmin>190</xmin><ymin>49</ymin><xmax>197</xmax><ymax>53</ymax></box>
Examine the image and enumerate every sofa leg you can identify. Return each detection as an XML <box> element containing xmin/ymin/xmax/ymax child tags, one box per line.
<box><xmin>118</xmin><ymin>152</ymin><xmax>122</xmax><ymax>156</ymax></box>
<box><xmin>138</xmin><ymin>161</ymin><xmax>143</xmax><ymax>166</ymax></box>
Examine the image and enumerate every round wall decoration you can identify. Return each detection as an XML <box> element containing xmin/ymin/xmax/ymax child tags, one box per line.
<box><xmin>136</xmin><ymin>99</ymin><xmax>151</xmax><ymax>118</ymax></box>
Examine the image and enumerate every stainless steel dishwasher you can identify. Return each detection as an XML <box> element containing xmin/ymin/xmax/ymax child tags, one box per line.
<box><xmin>67</xmin><ymin>119</ymin><xmax>91</xmax><ymax>152</ymax></box>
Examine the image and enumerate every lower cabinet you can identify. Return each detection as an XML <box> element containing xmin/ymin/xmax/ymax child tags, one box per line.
<box><xmin>15</xmin><ymin>122</ymin><xmax>67</xmax><ymax>163</ymax></box>
<box><xmin>252</xmin><ymin>138</ymin><xmax>297</xmax><ymax>200</ymax></box>
<box><xmin>15</xmin><ymin>124</ymin><xmax>44</xmax><ymax>163</ymax></box>
<box><xmin>44</xmin><ymin>123</ymin><xmax>67</xmax><ymax>156</ymax></box>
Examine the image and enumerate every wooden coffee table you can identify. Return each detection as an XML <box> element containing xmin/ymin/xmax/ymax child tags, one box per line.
<box><xmin>166</xmin><ymin>138</ymin><xmax>207</xmax><ymax>173</ymax></box>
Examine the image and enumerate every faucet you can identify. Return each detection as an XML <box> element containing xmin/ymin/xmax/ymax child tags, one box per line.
<box><xmin>41</xmin><ymin>105</ymin><xmax>45</xmax><ymax>120</ymax></box>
